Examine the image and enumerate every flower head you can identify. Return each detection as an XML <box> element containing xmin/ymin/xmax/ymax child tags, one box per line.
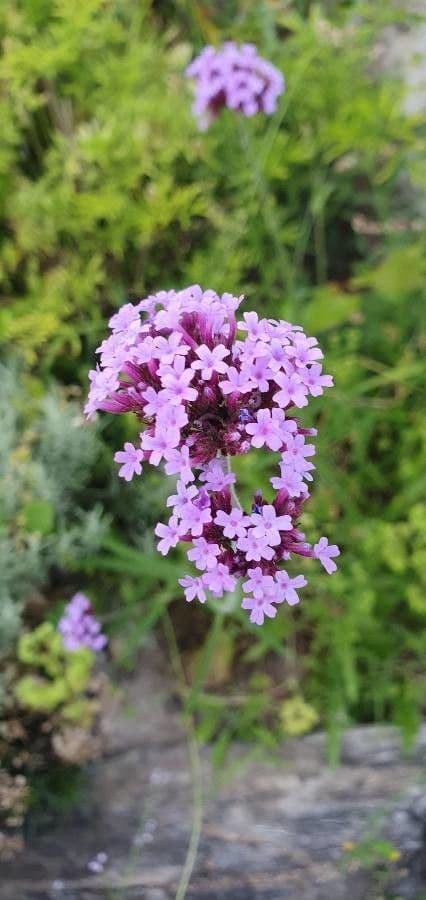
<box><xmin>58</xmin><ymin>593</ymin><xmax>107</xmax><ymax>652</ymax></box>
<box><xmin>86</xmin><ymin>285</ymin><xmax>338</xmax><ymax>624</ymax></box>
<box><xmin>186</xmin><ymin>43</ymin><xmax>284</xmax><ymax>129</ymax></box>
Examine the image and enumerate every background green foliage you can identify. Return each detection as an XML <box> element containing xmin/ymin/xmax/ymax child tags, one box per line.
<box><xmin>15</xmin><ymin>622</ymin><xmax>95</xmax><ymax>723</ymax></box>
<box><xmin>1</xmin><ymin>0</ymin><xmax>425</xmax><ymax>750</ymax></box>
<box><xmin>0</xmin><ymin>364</ymin><xmax>108</xmax><ymax>652</ymax></box>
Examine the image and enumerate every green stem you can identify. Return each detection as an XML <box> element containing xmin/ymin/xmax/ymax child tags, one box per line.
<box><xmin>186</xmin><ymin>613</ymin><xmax>223</xmax><ymax>711</ymax></box>
<box><xmin>314</xmin><ymin>207</ymin><xmax>327</xmax><ymax>285</ymax></box>
<box><xmin>238</xmin><ymin>119</ymin><xmax>293</xmax><ymax>293</ymax></box>
<box><xmin>163</xmin><ymin>613</ymin><xmax>203</xmax><ymax>900</ymax></box>
<box><xmin>175</xmin><ymin>731</ymin><xmax>203</xmax><ymax>900</ymax></box>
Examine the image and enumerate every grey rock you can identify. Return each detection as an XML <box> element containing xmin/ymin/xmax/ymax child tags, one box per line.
<box><xmin>1</xmin><ymin>646</ymin><xmax>425</xmax><ymax>899</ymax></box>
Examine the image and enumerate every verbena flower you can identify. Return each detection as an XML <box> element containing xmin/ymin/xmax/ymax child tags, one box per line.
<box><xmin>186</xmin><ymin>42</ymin><xmax>284</xmax><ymax>129</ymax></box>
<box><xmin>86</xmin><ymin>285</ymin><xmax>340</xmax><ymax>625</ymax></box>
<box><xmin>58</xmin><ymin>592</ymin><xmax>107</xmax><ymax>652</ymax></box>
<box><xmin>114</xmin><ymin>442</ymin><xmax>144</xmax><ymax>481</ymax></box>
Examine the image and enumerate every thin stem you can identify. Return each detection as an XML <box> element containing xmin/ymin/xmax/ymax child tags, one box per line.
<box><xmin>163</xmin><ymin>613</ymin><xmax>203</xmax><ymax>900</ymax></box>
<box><xmin>225</xmin><ymin>49</ymin><xmax>317</xmax><ymax>252</ymax></box>
<box><xmin>238</xmin><ymin>119</ymin><xmax>293</xmax><ymax>292</ymax></box>
<box><xmin>175</xmin><ymin>733</ymin><xmax>203</xmax><ymax>900</ymax></box>
<box><xmin>225</xmin><ymin>454</ymin><xmax>243</xmax><ymax>510</ymax></box>
<box><xmin>186</xmin><ymin>613</ymin><xmax>223</xmax><ymax>712</ymax></box>
<box><xmin>314</xmin><ymin>208</ymin><xmax>327</xmax><ymax>285</ymax></box>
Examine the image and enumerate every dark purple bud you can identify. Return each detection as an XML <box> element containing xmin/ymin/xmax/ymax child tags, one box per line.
<box><xmin>121</xmin><ymin>362</ymin><xmax>144</xmax><ymax>383</ymax></box>
<box><xmin>100</xmin><ymin>395</ymin><xmax>133</xmax><ymax>413</ymax></box>
<box><xmin>274</xmin><ymin>488</ymin><xmax>289</xmax><ymax>511</ymax></box>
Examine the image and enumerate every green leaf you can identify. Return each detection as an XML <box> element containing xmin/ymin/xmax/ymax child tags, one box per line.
<box><xmin>303</xmin><ymin>285</ymin><xmax>360</xmax><ymax>332</ymax></box>
<box><xmin>355</xmin><ymin>245</ymin><xmax>426</xmax><ymax>299</ymax></box>
<box><xmin>22</xmin><ymin>499</ymin><xmax>55</xmax><ymax>535</ymax></box>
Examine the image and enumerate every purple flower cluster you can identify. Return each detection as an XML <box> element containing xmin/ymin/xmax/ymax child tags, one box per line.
<box><xmin>186</xmin><ymin>42</ymin><xmax>284</xmax><ymax>129</ymax></box>
<box><xmin>86</xmin><ymin>286</ymin><xmax>340</xmax><ymax>625</ymax></box>
<box><xmin>58</xmin><ymin>593</ymin><xmax>108</xmax><ymax>652</ymax></box>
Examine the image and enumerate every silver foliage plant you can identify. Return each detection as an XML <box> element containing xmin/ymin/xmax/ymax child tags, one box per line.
<box><xmin>0</xmin><ymin>365</ymin><xmax>108</xmax><ymax>651</ymax></box>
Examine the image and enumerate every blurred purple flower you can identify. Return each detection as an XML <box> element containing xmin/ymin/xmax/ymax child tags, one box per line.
<box><xmin>58</xmin><ymin>593</ymin><xmax>107</xmax><ymax>652</ymax></box>
<box><xmin>186</xmin><ymin>42</ymin><xmax>284</xmax><ymax>129</ymax></box>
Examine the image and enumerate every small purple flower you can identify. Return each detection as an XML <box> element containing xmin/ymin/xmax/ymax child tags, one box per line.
<box><xmin>141</xmin><ymin>428</ymin><xmax>180</xmax><ymax>465</ymax></box>
<box><xmin>159</xmin><ymin>356</ymin><xmax>198</xmax><ymax>405</ymax></box>
<box><xmin>286</xmin><ymin>334</ymin><xmax>323</xmax><ymax>368</ymax></box>
<box><xmin>199</xmin><ymin>459</ymin><xmax>236</xmax><ymax>492</ymax></box>
<box><xmin>248</xmin><ymin>504</ymin><xmax>292</xmax><ymax>545</ymax></box>
<box><xmin>133</xmin><ymin>336</ymin><xmax>158</xmax><ymax>365</ymax></box>
<box><xmin>242</xmin><ymin>568</ymin><xmax>274</xmax><ymax>598</ymax></box>
<box><xmin>196</xmin><ymin>486</ymin><xmax>211</xmax><ymax>510</ymax></box>
<box><xmin>166</xmin><ymin>480</ymin><xmax>198</xmax><ymax>514</ymax></box>
<box><xmin>270</xmin><ymin>465</ymin><xmax>307</xmax><ymax>498</ymax></box>
<box><xmin>192</xmin><ymin>344</ymin><xmax>230</xmax><ymax>380</ymax></box>
<box><xmin>203</xmin><ymin>563</ymin><xmax>236</xmax><ymax>596</ymax></box>
<box><xmin>152</xmin><ymin>332</ymin><xmax>188</xmax><ymax>364</ymax></box>
<box><xmin>179</xmin><ymin>500</ymin><xmax>212</xmax><ymax>537</ymax></box>
<box><xmin>241</xmin><ymin>592</ymin><xmax>277</xmax><ymax>626</ymax></box>
<box><xmin>275</xmin><ymin>571</ymin><xmax>307</xmax><ymax>606</ymax></box>
<box><xmin>246</xmin><ymin>408</ymin><xmax>283</xmax><ymax>451</ymax></box>
<box><xmin>114</xmin><ymin>442</ymin><xmax>144</xmax><ymax>481</ymax></box>
<box><xmin>58</xmin><ymin>593</ymin><xmax>107</xmax><ymax>652</ymax></box>
<box><xmin>164</xmin><ymin>445</ymin><xmax>194</xmax><ymax>483</ymax></box>
<box><xmin>281</xmin><ymin>434</ymin><xmax>315</xmax><ymax>476</ymax></box>
<box><xmin>179</xmin><ymin>575</ymin><xmax>207</xmax><ymax>604</ymax></box>
<box><xmin>267</xmin><ymin>338</ymin><xmax>291</xmax><ymax>372</ymax></box>
<box><xmin>238</xmin><ymin>311</ymin><xmax>270</xmax><ymax>341</ymax></box>
<box><xmin>237</xmin><ymin>531</ymin><xmax>275</xmax><ymax>562</ymax></box>
<box><xmin>300</xmin><ymin>363</ymin><xmax>334</xmax><ymax>397</ymax></box>
<box><xmin>155</xmin><ymin>516</ymin><xmax>183</xmax><ymax>555</ymax></box>
<box><xmin>246</xmin><ymin>356</ymin><xmax>272</xmax><ymax>393</ymax></box>
<box><xmin>273</xmin><ymin>372</ymin><xmax>309</xmax><ymax>409</ymax></box>
<box><xmin>219</xmin><ymin>366</ymin><xmax>252</xmax><ymax>396</ymax></box>
<box><xmin>85</xmin><ymin>367</ymin><xmax>119</xmax><ymax>418</ymax></box>
<box><xmin>214</xmin><ymin>507</ymin><xmax>247</xmax><ymax>539</ymax></box>
<box><xmin>157</xmin><ymin>403</ymin><xmax>188</xmax><ymax>431</ymax></box>
<box><xmin>142</xmin><ymin>386</ymin><xmax>169</xmax><ymax>417</ymax></box>
<box><xmin>109</xmin><ymin>303</ymin><xmax>140</xmax><ymax>333</ymax></box>
<box><xmin>187</xmin><ymin>538</ymin><xmax>221</xmax><ymax>571</ymax></box>
<box><xmin>314</xmin><ymin>537</ymin><xmax>340</xmax><ymax>574</ymax></box>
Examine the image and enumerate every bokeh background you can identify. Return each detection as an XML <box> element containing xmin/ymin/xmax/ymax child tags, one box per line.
<box><xmin>0</xmin><ymin>0</ymin><xmax>425</xmax><ymax>844</ymax></box>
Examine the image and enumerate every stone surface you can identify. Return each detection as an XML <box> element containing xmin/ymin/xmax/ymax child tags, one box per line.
<box><xmin>375</xmin><ymin>1</ymin><xmax>426</xmax><ymax>116</ymax></box>
<box><xmin>1</xmin><ymin>644</ymin><xmax>426</xmax><ymax>899</ymax></box>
